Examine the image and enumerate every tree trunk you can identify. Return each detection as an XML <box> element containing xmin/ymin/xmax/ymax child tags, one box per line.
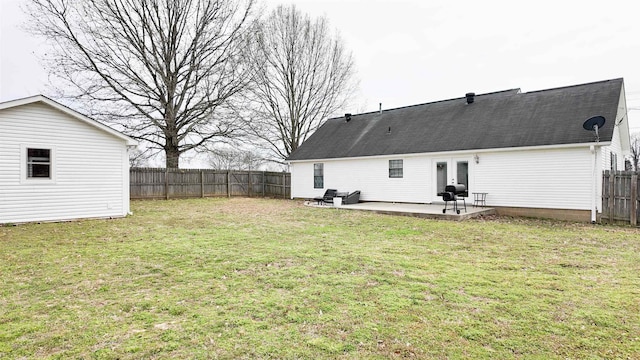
<box><xmin>165</xmin><ymin>142</ymin><xmax>180</xmax><ymax>168</ymax></box>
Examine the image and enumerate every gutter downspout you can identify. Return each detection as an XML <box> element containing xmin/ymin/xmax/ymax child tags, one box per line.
<box><xmin>590</xmin><ymin>145</ymin><xmax>597</xmax><ymax>224</ymax></box>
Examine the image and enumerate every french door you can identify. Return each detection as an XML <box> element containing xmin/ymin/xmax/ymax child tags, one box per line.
<box><xmin>433</xmin><ymin>157</ymin><xmax>470</xmax><ymax>197</ymax></box>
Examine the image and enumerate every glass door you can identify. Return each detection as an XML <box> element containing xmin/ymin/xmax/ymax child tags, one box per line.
<box><xmin>436</xmin><ymin>161</ymin><xmax>448</xmax><ymax>194</ymax></box>
<box><xmin>456</xmin><ymin>160</ymin><xmax>469</xmax><ymax>191</ymax></box>
<box><xmin>433</xmin><ymin>158</ymin><xmax>470</xmax><ymax>198</ymax></box>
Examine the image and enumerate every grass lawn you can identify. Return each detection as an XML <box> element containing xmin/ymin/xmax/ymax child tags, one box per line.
<box><xmin>1</xmin><ymin>198</ymin><xmax>639</xmax><ymax>359</ymax></box>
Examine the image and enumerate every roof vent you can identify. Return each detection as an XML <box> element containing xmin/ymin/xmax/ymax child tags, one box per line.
<box><xmin>465</xmin><ymin>92</ymin><xmax>475</xmax><ymax>104</ymax></box>
<box><xmin>345</xmin><ymin>113</ymin><xmax>352</xmax><ymax>122</ymax></box>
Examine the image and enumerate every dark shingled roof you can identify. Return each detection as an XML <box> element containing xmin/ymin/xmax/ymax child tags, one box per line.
<box><xmin>287</xmin><ymin>78</ymin><xmax>623</xmax><ymax>161</ymax></box>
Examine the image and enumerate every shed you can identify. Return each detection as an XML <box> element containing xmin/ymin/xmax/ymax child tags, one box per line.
<box><xmin>0</xmin><ymin>95</ymin><xmax>137</xmax><ymax>224</ymax></box>
<box><xmin>287</xmin><ymin>79</ymin><xmax>632</xmax><ymax>222</ymax></box>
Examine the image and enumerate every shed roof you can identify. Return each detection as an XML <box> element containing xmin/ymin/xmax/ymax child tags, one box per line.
<box><xmin>287</xmin><ymin>78</ymin><xmax>624</xmax><ymax>161</ymax></box>
<box><xmin>0</xmin><ymin>95</ymin><xmax>138</xmax><ymax>146</ymax></box>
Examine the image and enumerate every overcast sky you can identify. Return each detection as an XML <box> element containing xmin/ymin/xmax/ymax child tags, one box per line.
<box><xmin>2</xmin><ymin>0</ymin><xmax>639</xmax><ymax>134</ymax></box>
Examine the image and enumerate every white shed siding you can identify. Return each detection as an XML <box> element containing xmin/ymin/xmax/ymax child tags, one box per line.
<box><xmin>0</xmin><ymin>102</ymin><xmax>129</xmax><ymax>223</ymax></box>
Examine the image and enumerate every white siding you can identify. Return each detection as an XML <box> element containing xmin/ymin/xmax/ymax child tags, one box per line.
<box><xmin>474</xmin><ymin>147</ymin><xmax>594</xmax><ymax>210</ymax></box>
<box><xmin>292</xmin><ymin>156</ymin><xmax>430</xmax><ymax>203</ymax></box>
<box><xmin>600</xmin><ymin>90</ymin><xmax>627</xmax><ymax>172</ymax></box>
<box><xmin>0</xmin><ymin>102</ymin><xmax>130</xmax><ymax>223</ymax></box>
<box><xmin>292</xmin><ymin>145</ymin><xmax>613</xmax><ymax>211</ymax></box>
<box><xmin>601</xmin><ymin>120</ymin><xmax>625</xmax><ymax>171</ymax></box>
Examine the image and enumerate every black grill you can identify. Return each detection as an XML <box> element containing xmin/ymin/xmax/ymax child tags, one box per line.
<box><xmin>445</xmin><ymin>184</ymin><xmax>466</xmax><ymax>195</ymax></box>
<box><xmin>441</xmin><ymin>184</ymin><xmax>467</xmax><ymax>214</ymax></box>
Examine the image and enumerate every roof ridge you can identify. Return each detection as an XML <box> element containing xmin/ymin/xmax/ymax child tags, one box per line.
<box><xmin>523</xmin><ymin>78</ymin><xmax>623</xmax><ymax>95</ymax></box>
<box><xmin>332</xmin><ymin>88</ymin><xmax>521</xmax><ymax>120</ymax></box>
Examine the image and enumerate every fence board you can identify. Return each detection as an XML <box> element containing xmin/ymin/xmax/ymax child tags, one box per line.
<box><xmin>602</xmin><ymin>171</ymin><xmax>640</xmax><ymax>226</ymax></box>
<box><xmin>130</xmin><ymin>168</ymin><xmax>291</xmax><ymax>200</ymax></box>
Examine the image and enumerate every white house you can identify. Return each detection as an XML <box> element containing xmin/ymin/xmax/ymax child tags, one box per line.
<box><xmin>287</xmin><ymin>79</ymin><xmax>631</xmax><ymax>222</ymax></box>
<box><xmin>0</xmin><ymin>95</ymin><xmax>137</xmax><ymax>224</ymax></box>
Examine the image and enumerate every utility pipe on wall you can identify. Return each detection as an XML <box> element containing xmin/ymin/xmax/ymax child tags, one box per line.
<box><xmin>590</xmin><ymin>145</ymin><xmax>597</xmax><ymax>224</ymax></box>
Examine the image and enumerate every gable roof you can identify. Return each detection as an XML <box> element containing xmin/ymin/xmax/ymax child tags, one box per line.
<box><xmin>287</xmin><ymin>78</ymin><xmax>624</xmax><ymax>161</ymax></box>
<box><xmin>0</xmin><ymin>95</ymin><xmax>138</xmax><ymax>146</ymax></box>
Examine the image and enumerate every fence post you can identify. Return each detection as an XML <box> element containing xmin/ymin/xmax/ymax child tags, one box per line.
<box><xmin>227</xmin><ymin>170</ymin><xmax>231</xmax><ymax>198</ymax></box>
<box><xmin>631</xmin><ymin>174</ymin><xmax>638</xmax><ymax>226</ymax></box>
<box><xmin>248</xmin><ymin>170</ymin><xmax>252</xmax><ymax>197</ymax></box>
<box><xmin>201</xmin><ymin>170</ymin><xmax>205</xmax><ymax>198</ymax></box>
<box><xmin>602</xmin><ymin>170</ymin><xmax>611</xmax><ymax>223</ymax></box>
<box><xmin>262</xmin><ymin>171</ymin><xmax>265</xmax><ymax>197</ymax></box>
<box><xmin>165</xmin><ymin>168</ymin><xmax>169</xmax><ymax>200</ymax></box>
<box><xmin>607</xmin><ymin>171</ymin><xmax>615</xmax><ymax>222</ymax></box>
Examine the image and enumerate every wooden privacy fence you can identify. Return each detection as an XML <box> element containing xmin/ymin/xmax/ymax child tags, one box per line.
<box><xmin>602</xmin><ymin>171</ymin><xmax>639</xmax><ymax>226</ymax></box>
<box><xmin>130</xmin><ymin>168</ymin><xmax>290</xmax><ymax>200</ymax></box>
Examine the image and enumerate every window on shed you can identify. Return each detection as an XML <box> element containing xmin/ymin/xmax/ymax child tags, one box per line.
<box><xmin>389</xmin><ymin>159</ymin><xmax>403</xmax><ymax>178</ymax></box>
<box><xmin>27</xmin><ymin>148</ymin><xmax>51</xmax><ymax>178</ymax></box>
<box><xmin>314</xmin><ymin>163</ymin><xmax>324</xmax><ymax>188</ymax></box>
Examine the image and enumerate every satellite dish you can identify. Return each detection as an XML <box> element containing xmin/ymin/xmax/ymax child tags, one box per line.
<box><xmin>583</xmin><ymin>116</ymin><xmax>605</xmax><ymax>142</ymax></box>
<box><xmin>583</xmin><ymin>116</ymin><xmax>605</xmax><ymax>131</ymax></box>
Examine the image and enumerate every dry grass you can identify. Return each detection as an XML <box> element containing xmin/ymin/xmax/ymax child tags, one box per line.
<box><xmin>1</xmin><ymin>198</ymin><xmax>639</xmax><ymax>359</ymax></box>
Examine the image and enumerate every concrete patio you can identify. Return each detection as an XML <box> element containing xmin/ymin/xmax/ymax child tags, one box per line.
<box><xmin>307</xmin><ymin>201</ymin><xmax>495</xmax><ymax>221</ymax></box>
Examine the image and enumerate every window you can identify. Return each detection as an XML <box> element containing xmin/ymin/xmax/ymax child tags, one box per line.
<box><xmin>27</xmin><ymin>148</ymin><xmax>51</xmax><ymax>178</ymax></box>
<box><xmin>314</xmin><ymin>163</ymin><xmax>324</xmax><ymax>188</ymax></box>
<box><xmin>611</xmin><ymin>153</ymin><xmax>618</xmax><ymax>171</ymax></box>
<box><xmin>389</xmin><ymin>159</ymin><xmax>403</xmax><ymax>178</ymax></box>
<box><xmin>20</xmin><ymin>145</ymin><xmax>55</xmax><ymax>184</ymax></box>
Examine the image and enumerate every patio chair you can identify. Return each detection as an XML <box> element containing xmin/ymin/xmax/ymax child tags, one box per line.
<box><xmin>313</xmin><ymin>189</ymin><xmax>338</xmax><ymax>205</ymax></box>
<box><xmin>342</xmin><ymin>190</ymin><xmax>361</xmax><ymax>205</ymax></box>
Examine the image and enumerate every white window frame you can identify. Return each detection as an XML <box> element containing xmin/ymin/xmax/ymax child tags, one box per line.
<box><xmin>20</xmin><ymin>144</ymin><xmax>56</xmax><ymax>184</ymax></box>
<box><xmin>313</xmin><ymin>163</ymin><xmax>324</xmax><ymax>189</ymax></box>
<box><xmin>389</xmin><ymin>159</ymin><xmax>403</xmax><ymax>178</ymax></box>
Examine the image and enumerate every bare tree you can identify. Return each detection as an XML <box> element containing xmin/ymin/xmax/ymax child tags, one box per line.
<box><xmin>27</xmin><ymin>0</ymin><xmax>256</xmax><ymax>168</ymax></box>
<box><xmin>207</xmin><ymin>147</ymin><xmax>264</xmax><ymax>170</ymax></box>
<box><xmin>245</xmin><ymin>4</ymin><xmax>357</xmax><ymax>161</ymax></box>
<box><xmin>128</xmin><ymin>147</ymin><xmax>153</xmax><ymax>168</ymax></box>
<box><xmin>630</xmin><ymin>133</ymin><xmax>640</xmax><ymax>171</ymax></box>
